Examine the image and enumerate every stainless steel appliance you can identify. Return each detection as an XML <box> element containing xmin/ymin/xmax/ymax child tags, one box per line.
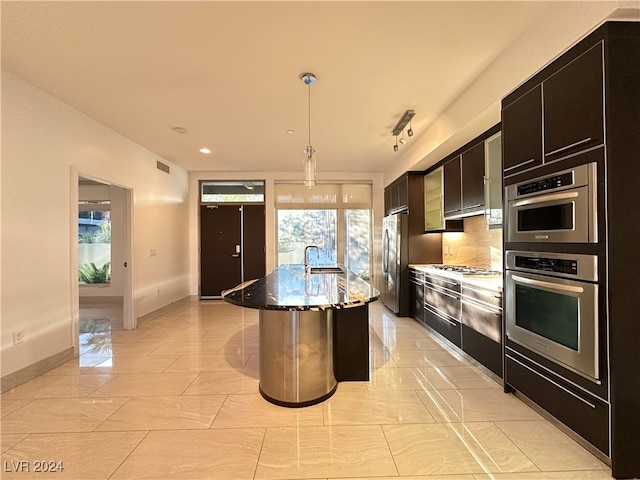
<box><xmin>505</xmin><ymin>250</ymin><xmax>599</xmax><ymax>381</ymax></box>
<box><xmin>382</xmin><ymin>214</ymin><xmax>408</xmax><ymax>314</ymax></box>
<box><xmin>506</xmin><ymin>162</ymin><xmax>597</xmax><ymax>243</ymax></box>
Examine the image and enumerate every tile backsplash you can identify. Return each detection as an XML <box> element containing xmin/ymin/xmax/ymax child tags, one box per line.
<box><xmin>442</xmin><ymin>215</ymin><xmax>502</xmax><ymax>271</ymax></box>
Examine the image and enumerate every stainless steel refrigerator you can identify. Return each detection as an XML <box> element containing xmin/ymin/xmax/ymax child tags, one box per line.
<box><xmin>382</xmin><ymin>213</ymin><xmax>409</xmax><ymax>315</ymax></box>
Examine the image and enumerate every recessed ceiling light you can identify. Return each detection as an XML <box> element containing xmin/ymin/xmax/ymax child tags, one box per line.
<box><xmin>199</xmin><ymin>147</ymin><xmax>211</xmax><ymax>154</ymax></box>
<box><xmin>287</xmin><ymin>130</ymin><xmax>295</xmax><ymax>135</ymax></box>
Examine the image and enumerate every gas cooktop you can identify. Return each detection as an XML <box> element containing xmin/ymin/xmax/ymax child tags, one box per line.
<box><xmin>427</xmin><ymin>265</ymin><xmax>502</xmax><ymax>276</ymax></box>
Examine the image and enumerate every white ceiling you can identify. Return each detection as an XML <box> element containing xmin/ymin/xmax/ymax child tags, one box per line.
<box><xmin>1</xmin><ymin>1</ymin><xmax>632</xmax><ymax>178</ymax></box>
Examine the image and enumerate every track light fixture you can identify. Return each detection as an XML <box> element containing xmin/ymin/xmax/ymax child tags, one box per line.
<box><xmin>391</xmin><ymin>110</ymin><xmax>415</xmax><ymax>151</ymax></box>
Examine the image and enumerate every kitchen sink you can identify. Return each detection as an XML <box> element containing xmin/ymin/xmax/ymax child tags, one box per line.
<box><xmin>309</xmin><ymin>266</ymin><xmax>344</xmax><ymax>274</ymax></box>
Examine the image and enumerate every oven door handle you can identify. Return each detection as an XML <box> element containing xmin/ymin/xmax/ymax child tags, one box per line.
<box><xmin>512</xmin><ymin>191</ymin><xmax>578</xmax><ymax>208</ymax></box>
<box><xmin>512</xmin><ymin>274</ymin><xmax>584</xmax><ymax>294</ymax></box>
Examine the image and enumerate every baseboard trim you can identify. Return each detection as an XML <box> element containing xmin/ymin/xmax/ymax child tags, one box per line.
<box><xmin>1</xmin><ymin>347</ymin><xmax>75</xmax><ymax>393</ymax></box>
<box><xmin>137</xmin><ymin>295</ymin><xmax>191</xmax><ymax>327</ymax></box>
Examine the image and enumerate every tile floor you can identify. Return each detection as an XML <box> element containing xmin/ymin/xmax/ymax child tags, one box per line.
<box><xmin>1</xmin><ymin>299</ymin><xmax>613</xmax><ymax>479</ymax></box>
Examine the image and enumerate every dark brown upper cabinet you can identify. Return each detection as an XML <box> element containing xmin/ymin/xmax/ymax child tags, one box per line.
<box><xmin>543</xmin><ymin>42</ymin><xmax>604</xmax><ymax>161</ymax></box>
<box><xmin>461</xmin><ymin>142</ymin><xmax>485</xmax><ymax>213</ymax></box>
<box><xmin>502</xmin><ymin>84</ymin><xmax>543</xmax><ymax>177</ymax></box>
<box><xmin>384</xmin><ymin>175</ymin><xmax>409</xmax><ymax>215</ymax></box>
<box><xmin>443</xmin><ymin>156</ymin><xmax>462</xmax><ymax>217</ymax></box>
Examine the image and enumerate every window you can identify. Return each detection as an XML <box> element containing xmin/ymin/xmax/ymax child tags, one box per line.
<box><xmin>201</xmin><ymin>181</ymin><xmax>265</xmax><ymax>203</ymax></box>
<box><xmin>78</xmin><ymin>200</ymin><xmax>111</xmax><ymax>284</ymax></box>
<box><xmin>275</xmin><ymin>183</ymin><xmax>372</xmax><ymax>280</ymax></box>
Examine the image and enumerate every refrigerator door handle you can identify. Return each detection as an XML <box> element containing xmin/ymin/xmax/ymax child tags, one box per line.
<box><xmin>383</xmin><ymin>229</ymin><xmax>389</xmax><ymax>274</ymax></box>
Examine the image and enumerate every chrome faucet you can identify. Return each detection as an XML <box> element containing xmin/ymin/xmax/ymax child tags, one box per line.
<box><xmin>304</xmin><ymin>245</ymin><xmax>319</xmax><ymax>272</ymax></box>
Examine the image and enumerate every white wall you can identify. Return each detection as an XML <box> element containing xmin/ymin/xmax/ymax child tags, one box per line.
<box><xmin>189</xmin><ymin>171</ymin><xmax>385</xmax><ymax>295</ymax></box>
<box><xmin>385</xmin><ymin>2</ymin><xmax>624</xmax><ymax>185</ymax></box>
<box><xmin>1</xmin><ymin>71</ymin><xmax>190</xmax><ymax>377</ymax></box>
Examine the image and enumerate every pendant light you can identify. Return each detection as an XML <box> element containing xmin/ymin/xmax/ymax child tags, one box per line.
<box><xmin>301</xmin><ymin>72</ymin><xmax>317</xmax><ymax>187</ymax></box>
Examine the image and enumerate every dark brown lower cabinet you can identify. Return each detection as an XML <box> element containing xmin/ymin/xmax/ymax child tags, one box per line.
<box><xmin>505</xmin><ymin>347</ymin><xmax>609</xmax><ymax>456</ymax></box>
<box><xmin>333</xmin><ymin>305</ymin><xmax>369</xmax><ymax>381</ymax></box>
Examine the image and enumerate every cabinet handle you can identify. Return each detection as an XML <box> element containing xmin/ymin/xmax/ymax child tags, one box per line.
<box><xmin>512</xmin><ymin>191</ymin><xmax>578</xmax><ymax>208</ymax></box>
<box><xmin>506</xmin><ymin>354</ymin><xmax>596</xmax><ymax>409</ymax></box>
<box><xmin>461</xmin><ymin>299</ymin><xmax>501</xmax><ymax>315</ymax></box>
<box><xmin>425</xmin><ymin>305</ymin><xmax>458</xmax><ymax>327</ymax></box>
<box><xmin>504</xmin><ymin>158</ymin><xmax>535</xmax><ymax>172</ymax></box>
<box><xmin>545</xmin><ymin>137</ymin><xmax>592</xmax><ymax>157</ymax></box>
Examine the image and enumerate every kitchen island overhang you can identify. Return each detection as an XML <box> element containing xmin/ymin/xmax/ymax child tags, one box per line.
<box><xmin>222</xmin><ymin>264</ymin><xmax>380</xmax><ymax>407</ymax></box>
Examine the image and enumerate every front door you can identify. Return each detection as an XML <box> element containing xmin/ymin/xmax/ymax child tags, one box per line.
<box><xmin>200</xmin><ymin>205</ymin><xmax>242</xmax><ymax>297</ymax></box>
<box><xmin>200</xmin><ymin>204</ymin><xmax>266</xmax><ymax>297</ymax></box>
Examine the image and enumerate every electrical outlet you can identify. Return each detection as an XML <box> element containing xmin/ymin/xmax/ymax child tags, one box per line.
<box><xmin>149</xmin><ymin>249</ymin><xmax>156</xmax><ymax>257</ymax></box>
<box><xmin>156</xmin><ymin>289</ymin><xmax>160</xmax><ymax>297</ymax></box>
<box><xmin>13</xmin><ymin>330</ymin><xmax>24</xmax><ymax>345</ymax></box>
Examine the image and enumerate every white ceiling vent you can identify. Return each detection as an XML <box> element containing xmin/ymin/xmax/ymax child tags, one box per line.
<box><xmin>156</xmin><ymin>161</ymin><xmax>170</xmax><ymax>174</ymax></box>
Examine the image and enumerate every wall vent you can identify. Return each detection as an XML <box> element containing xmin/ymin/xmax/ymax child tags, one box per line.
<box><xmin>156</xmin><ymin>161</ymin><xmax>170</xmax><ymax>174</ymax></box>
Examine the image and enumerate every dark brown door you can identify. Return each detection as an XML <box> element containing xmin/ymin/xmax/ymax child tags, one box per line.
<box><xmin>200</xmin><ymin>204</ymin><xmax>265</xmax><ymax>297</ymax></box>
<box><xmin>200</xmin><ymin>205</ymin><xmax>242</xmax><ymax>297</ymax></box>
<box><xmin>443</xmin><ymin>156</ymin><xmax>462</xmax><ymax>216</ymax></box>
<box><xmin>242</xmin><ymin>204</ymin><xmax>266</xmax><ymax>281</ymax></box>
<box><xmin>461</xmin><ymin>142</ymin><xmax>485</xmax><ymax>211</ymax></box>
<box><xmin>502</xmin><ymin>84</ymin><xmax>543</xmax><ymax>175</ymax></box>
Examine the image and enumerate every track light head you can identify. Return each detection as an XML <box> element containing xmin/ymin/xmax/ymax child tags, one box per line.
<box><xmin>393</xmin><ymin>144</ymin><xmax>399</xmax><ymax>152</ymax></box>
<box><xmin>399</xmin><ymin>137</ymin><xmax>407</xmax><ymax>145</ymax></box>
<box><xmin>407</xmin><ymin>127</ymin><xmax>414</xmax><ymax>137</ymax></box>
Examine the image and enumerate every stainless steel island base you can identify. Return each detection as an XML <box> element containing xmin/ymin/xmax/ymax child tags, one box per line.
<box><xmin>259</xmin><ymin>309</ymin><xmax>338</xmax><ymax>407</ymax></box>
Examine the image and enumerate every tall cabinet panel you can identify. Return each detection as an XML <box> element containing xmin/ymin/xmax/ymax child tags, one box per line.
<box><xmin>501</xmin><ymin>22</ymin><xmax>640</xmax><ymax>479</ymax></box>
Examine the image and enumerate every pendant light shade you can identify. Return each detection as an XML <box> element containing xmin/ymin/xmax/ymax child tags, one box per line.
<box><xmin>301</xmin><ymin>73</ymin><xmax>317</xmax><ymax>187</ymax></box>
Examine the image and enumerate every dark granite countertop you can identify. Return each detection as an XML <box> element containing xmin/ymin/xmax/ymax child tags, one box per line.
<box><xmin>222</xmin><ymin>264</ymin><xmax>380</xmax><ymax>311</ymax></box>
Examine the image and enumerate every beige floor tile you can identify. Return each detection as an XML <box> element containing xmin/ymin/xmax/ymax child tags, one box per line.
<box><xmin>323</xmin><ymin>389</ymin><xmax>434</xmax><ymax>425</ymax></box>
<box><xmin>107</xmin><ymin>342</ymin><xmax>166</xmax><ymax>356</ymax></box>
<box><xmin>1</xmin><ymin>434</ymin><xmax>28</xmax><ymax>453</ymax></box>
<box><xmin>111</xmin><ymin>428</ymin><xmax>264</xmax><ymax>479</ymax></box>
<box><xmin>212</xmin><ymin>394</ymin><xmax>324</xmax><ymax>428</ymax></box>
<box><xmin>495</xmin><ymin>421</ymin><xmax>609</xmax><ymax>472</ymax></box>
<box><xmin>255</xmin><ymin>425</ymin><xmax>397</xmax><ymax>479</ymax></box>
<box><xmin>89</xmin><ymin>373</ymin><xmax>198</xmax><ymax>397</ymax></box>
<box><xmin>183</xmin><ymin>370</ymin><xmax>259</xmax><ymax>395</ymax></box>
<box><xmin>383</xmin><ymin>423</ymin><xmax>487</xmax><ymax>475</ymax></box>
<box><xmin>1</xmin><ymin>374</ymin><xmax>114</xmax><ymax>399</ymax></box>
<box><xmin>1</xmin><ymin>397</ymin><xmax>128</xmax><ymax>433</ymax></box>
<box><xmin>417</xmin><ymin>388</ymin><xmax>542</xmax><ymax>423</ymax></box>
<box><xmin>148</xmin><ymin>341</ymin><xmax>229</xmax><ymax>356</ymax></box>
<box><xmin>343</xmin><ymin>476</ymin><xmax>475</xmax><ymax>480</ymax></box>
<box><xmin>437</xmin><ymin>365</ymin><xmax>502</xmax><ymax>390</ymax></box>
<box><xmin>242</xmin><ymin>353</ymin><xmax>260</xmax><ymax>377</ymax></box>
<box><xmin>0</xmin><ymin>398</ymin><xmax>32</xmax><ymax>417</ymax></box>
<box><xmin>369</xmin><ymin>348</ymin><xmax>399</xmax><ymax>369</ymax></box>
<box><xmin>97</xmin><ymin>395</ymin><xmax>225</xmax><ymax>431</ymax></box>
<box><xmin>473</xmin><ymin>472</ymin><xmax>614</xmax><ymax>480</ymax></box>
<box><xmin>452</xmin><ymin>422</ymin><xmax>538</xmax><ymax>473</ymax></box>
<box><xmin>46</xmin><ymin>356</ymin><xmax>179</xmax><ymax>375</ymax></box>
<box><xmin>392</xmin><ymin>348</ymin><xmax>470</xmax><ymax>368</ymax></box>
<box><xmin>162</xmin><ymin>353</ymin><xmax>249</xmax><ymax>372</ymax></box>
<box><xmin>1</xmin><ymin>431</ymin><xmax>146</xmax><ymax>479</ymax></box>
<box><xmin>367</xmin><ymin>366</ymin><xmax>457</xmax><ymax>391</ymax></box>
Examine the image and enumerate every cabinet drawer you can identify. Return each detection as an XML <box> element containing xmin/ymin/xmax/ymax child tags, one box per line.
<box><xmin>425</xmin><ymin>305</ymin><xmax>461</xmax><ymax>348</ymax></box>
<box><xmin>505</xmin><ymin>351</ymin><xmax>609</xmax><ymax>456</ymax></box>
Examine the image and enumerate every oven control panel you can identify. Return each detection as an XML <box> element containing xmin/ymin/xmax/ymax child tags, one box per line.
<box><xmin>517</xmin><ymin>171</ymin><xmax>574</xmax><ymax>196</ymax></box>
<box><xmin>514</xmin><ymin>255</ymin><xmax>578</xmax><ymax>275</ymax></box>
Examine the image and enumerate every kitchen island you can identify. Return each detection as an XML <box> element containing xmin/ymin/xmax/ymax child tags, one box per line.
<box><xmin>222</xmin><ymin>264</ymin><xmax>379</xmax><ymax>407</ymax></box>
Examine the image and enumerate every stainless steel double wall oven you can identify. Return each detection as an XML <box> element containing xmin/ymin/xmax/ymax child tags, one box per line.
<box><xmin>504</xmin><ymin>161</ymin><xmax>602</xmax><ymax>383</ymax></box>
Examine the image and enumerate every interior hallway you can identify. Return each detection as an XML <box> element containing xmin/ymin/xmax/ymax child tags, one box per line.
<box><xmin>0</xmin><ymin>300</ymin><xmax>612</xmax><ymax>479</ymax></box>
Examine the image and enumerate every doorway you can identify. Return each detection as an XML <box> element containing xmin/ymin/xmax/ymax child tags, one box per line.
<box><xmin>199</xmin><ymin>181</ymin><xmax>265</xmax><ymax>298</ymax></box>
<box><xmin>74</xmin><ymin>173</ymin><xmax>134</xmax><ymax>362</ymax></box>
